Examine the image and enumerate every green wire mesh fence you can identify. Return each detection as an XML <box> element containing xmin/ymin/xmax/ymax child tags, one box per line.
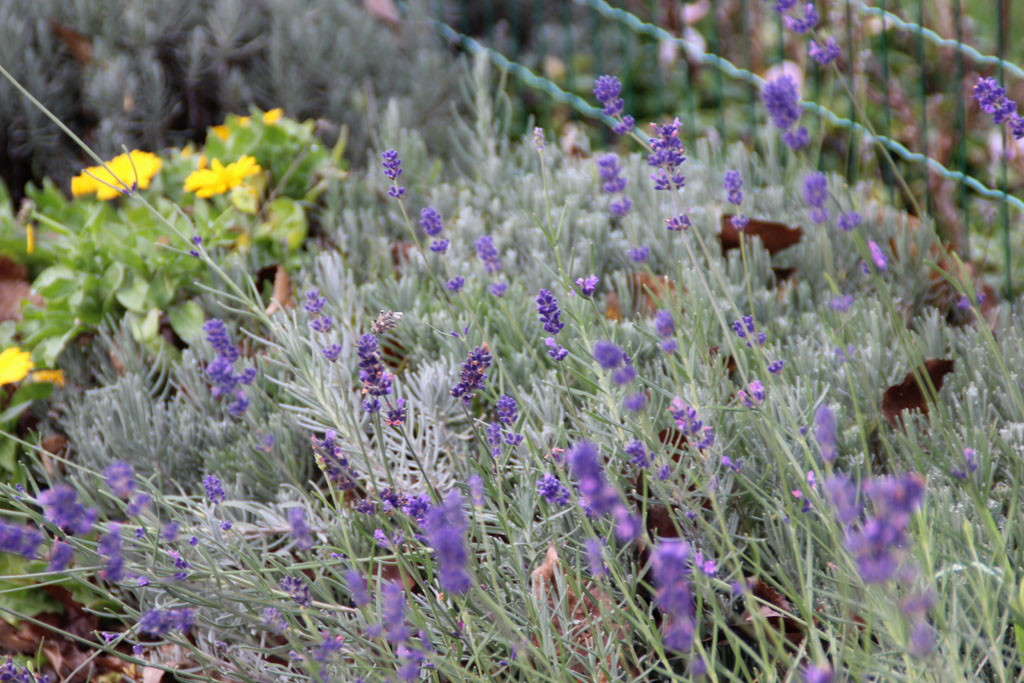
<box><xmin>423</xmin><ymin>0</ymin><xmax>1022</xmax><ymax>295</ymax></box>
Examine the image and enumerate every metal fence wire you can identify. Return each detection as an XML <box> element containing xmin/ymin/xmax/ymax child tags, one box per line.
<box><xmin>423</xmin><ymin>0</ymin><xmax>1021</xmax><ymax>296</ymax></box>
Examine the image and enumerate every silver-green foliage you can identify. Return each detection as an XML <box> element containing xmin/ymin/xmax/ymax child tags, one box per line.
<box><xmin>10</xmin><ymin>58</ymin><xmax>1024</xmax><ymax>682</ymax></box>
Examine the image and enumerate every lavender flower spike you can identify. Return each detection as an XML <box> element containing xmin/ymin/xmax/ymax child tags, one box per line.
<box><xmin>424</xmin><ymin>490</ymin><xmax>471</xmax><ymax>594</ymax></box>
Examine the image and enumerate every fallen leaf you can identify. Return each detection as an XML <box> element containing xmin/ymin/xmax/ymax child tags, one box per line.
<box><xmin>49</xmin><ymin>21</ymin><xmax>92</xmax><ymax>64</ymax></box>
<box><xmin>0</xmin><ymin>256</ymin><xmax>42</xmax><ymax>323</ymax></box>
<box><xmin>143</xmin><ymin>667</ymin><xmax>165</xmax><ymax>683</ymax></box>
<box><xmin>530</xmin><ymin>544</ymin><xmax>626</xmax><ymax>680</ymax></box>
<box><xmin>607</xmin><ymin>272</ymin><xmax>676</xmax><ymax>321</ymax></box>
<box><xmin>744</xmin><ymin>578</ymin><xmax>807</xmax><ymax>646</ymax></box>
<box><xmin>881</xmin><ymin>358</ymin><xmax>955</xmax><ymax>427</ymax></box>
<box><xmin>390</xmin><ymin>242</ymin><xmax>414</xmax><ymax>271</ymax></box>
<box><xmin>265</xmin><ymin>265</ymin><xmax>294</xmax><ymax>315</ymax></box>
<box><xmin>719</xmin><ymin>215</ymin><xmax>802</xmax><ymax>256</ymax></box>
<box><xmin>363</xmin><ymin>0</ymin><xmax>399</xmax><ymax>28</ymax></box>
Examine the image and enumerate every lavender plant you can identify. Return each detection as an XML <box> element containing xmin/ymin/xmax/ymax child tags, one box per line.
<box><xmin>1</xmin><ymin>53</ymin><xmax>1024</xmax><ymax>683</ymax></box>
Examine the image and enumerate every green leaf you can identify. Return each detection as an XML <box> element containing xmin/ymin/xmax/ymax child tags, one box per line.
<box><xmin>0</xmin><ymin>556</ymin><xmax>62</xmax><ymax>625</ymax></box>
<box><xmin>257</xmin><ymin>197</ymin><xmax>307</xmax><ymax>250</ymax></box>
<box><xmin>168</xmin><ymin>301</ymin><xmax>205</xmax><ymax>343</ymax></box>
<box><xmin>115</xmin><ymin>275</ymin><xmax>150</xmax><ymax>313</ymax></box>
<box><xmin>145</xmin><ymin>272</ymin><xmax>176</xmax><ymax>310</ymax></box>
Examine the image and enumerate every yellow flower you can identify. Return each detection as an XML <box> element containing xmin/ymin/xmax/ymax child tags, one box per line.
<box><xmin>262</xmin><ymin>108</ymin><xmax>283</xmax><ymax>125</ymax></box>
<box><xmin>211</xmin><ymin>124</ymin><xmax>231</xmax><ymax>141</ymax></box>
<box><xmin>25</xmin><ymin>224</ymin><xmax>34</xmax><ymax>254</ymax></box>
<box><xmin>0</xmin><ymin>347</ymin><xmax>33</xmax><ymax>385</ymax></box>
<box><xmin>71</xmin><ymin>150</ymin><xmax>163</xmax><ymax>201</ymax></box>
<box><xmin>31</xmin><ymin>369</ymin><xmax>65</xmax><ymax>386</ymax></box>
<box><xmin>197</xmin><ymin>154</ymin><xmax>208</xmax><ymax>170</ymax></box>
<box><xmin>183</xmin><ymin>156</ymin><xmax>262</xmax><ymax>198</ymax></box>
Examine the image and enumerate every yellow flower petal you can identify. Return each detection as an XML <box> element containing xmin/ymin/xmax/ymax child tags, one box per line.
<box><xmin>212</xmin><ymin>124</ymin><xmax>230</xmax><ymax>141</ymax></box>
<box><xmin>70</xmin><ymin>151</ymin><xmax>163</xmax><ymax>201</ymax></box>
<box><xmin>26</xmin><ymin>224</ymin><xmax>34</xmax><ymax>255</ymax></box>
<box><xmin>0</xmin><ymin>347</ymin><xmax>34</xmax><ymax>385</ymax></box>
<box><xmin>31</xmin><ymin>369</ymin><xmax>65</xmax><ymax>386</ymax></box>
<box><xmin>183</xmin><ymin>156</ymin><xmax>262</xmax><ymax>198</ymax></box>
<box><xmin>262</xmin><ymin>108</ymin><xmax>283</xmax><ymax>125</ymax></box>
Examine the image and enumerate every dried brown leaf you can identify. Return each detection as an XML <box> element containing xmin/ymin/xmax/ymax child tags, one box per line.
<box><xmin>49</xmin><ymin>21</ymin><xmax>92</xmax><ymax>64</ymax></box>
<box><xmin>265</xmin><ymin>265</ymin><xmax>295</xmax><ymax>315</ymax></box>
<box><xmin>719</xmin><ymin>215</ymin><xmax>802</xmax><ymax>256</ymax></box>
<box><xmin>881</xmin><ymin>358</ymin><xmax>955</xmax><ymax>428</ymax></box>
<box><xmin>530</xmin><ymin>544</ymin><xmax>625</xmax><ymax>680</ymax></box>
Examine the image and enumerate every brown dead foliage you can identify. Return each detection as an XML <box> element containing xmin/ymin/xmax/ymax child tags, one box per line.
<box><xmin>740</xmin><ymin>578</ymin><xmax>808</xmax><ymax>646</ymax></box>
<box><xmin>881</xmin><ymin>358</ymin><xmax>955</xmax><ymax>428</ymax></box>
<box><xmin>0</xmin><ymin>256</ymin><xmax>42</xmax><ymax>322</ymax></box>
<box><xmin>264</xmin><ymin>264</ymin><xmax>295</xmax><ymax>315</ymax></box>
<box><xmin>719</xmin><ymin>215</ymin><xmax>802</xmax><ymax>256</ymax></box>
<box><xmin>606</xmin><ymin>272</ymin><xmax>676</xmax><ymax>321</ymax></box>
<box><xmin>50</xmin><ymin>21</ymin><xmax>92</xmax><ymax>64</ymax></box>
<box><xmin>530</xmin><ymin>544</ymin><xmax>629</xmax><ymax>681</ymax></box>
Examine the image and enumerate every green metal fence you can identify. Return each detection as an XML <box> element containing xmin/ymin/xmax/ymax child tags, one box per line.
<box><xmin>423</xmin><ymin>0</ymin><xmax>1022</xmax><ymax>295</ymax></box>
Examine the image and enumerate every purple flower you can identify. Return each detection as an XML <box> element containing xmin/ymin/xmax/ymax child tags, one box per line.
<box><xmin>731</xmin><ymin>315</ymin><xmax>755</xmax><ymax>340</ymax></box>
<box><xmin>628</xmin><ymin>245</ymin><xmax>649</xmax><ymax>262</ymax></box>
<box><xmin>496</xmin><ymin>395</ymin><xmax>517</xmax><ymax>425</ymax></box>
<box><xmin>723</xmin><ymin>170</ymin><xmax>743</xmax><ymax>205</ymax></box>
<box><xmin>385</xmin><ymin>398</ymin><xmax>407</xmax><ymax>427</ymax></box>
<box><xmin>814</xmin><ymin>405</ymin><xmax>838</xmax><ymax>463</ymax></box>
<box><xmin>280</xmin><ymin>576</ymin><xmax>312</xmax><ymax>607</ymax></box>
<box><xmin>867</xmin><ymin>240</ymin><xmax>888</xmax><ymax>271</ymax></box>
<box><xmin>623</xmin><ymin>392</ymin><xmax>646</xmax><ymax>411</ymax></box>
<box><xmin>305</xmin><ymin>288</ymin><xmax>326</xmax><ymax>315</ymax></box>
<box><xmin>647</xmin><ymin>118</ymin><xmax>686</xmax><ymax>191</ymax></box>
<box><xmin>38</xmin><ymin>485</ymin><xmax>97</xmax><ymax>535</ymax></box>
<box><xmin>98</xmin><ymin>525</ymin><xmax>124</xmax><ymax>582</ymax></box>
<box><xmin>575</xmin><ymin>275</ymin><xmax>599</xmax><ymax>296</ymax></box>
<box><xmin>809</xmin><ymin>36</ymin><xmax>840</xmax><ymax>65</ymax></box>
<box><xmin>738</xmin><ymin>380</ymin><xmax>765</xmax><ymax>407</ymax></box>
<box><xmin>536</xmin><ymin>289</ymin><xmax>564</xmax><ymax>335</ymax></box>
<box><xmin>475</xmin><ymin>235</ymin><xmax>501</xmax><ymax>273</ymax></box>
<box><xmin>784</xmin><ymin>2</ymin><xmax>819</xmax><ymax>33</ymax></box>
<box><xmin>161</xmin><ymin>523</ymin><xmax>179</xmax><ymax>542</ymax></box>
<box><xmin>138</xmin><ymin>608</ymin><xmax>195</xmax><ymax>636</ymax></box>
<box><xmin>451</xmin><ymin>345</ymin><xmax>491</xmax><ymax>405</ymax></box>
<box><xmin>382</xmin><ymin>581</ymin><xmax>409</xmax><ymax>643</ymax></box>
<box><xmin>545</xmin><ymin>338</ymin><xmax>568</xmax><ymax>362</ymax></box>
<box><xmin>47</xmin><ymin>541</ymin><xmax>73</xmax><ymax>571</ymax></box>
<box><xmin>533</xmin><ymin>127</ymin><xmax>545</xmax><ymax>150</ymax></box>
<box><xmin>381</xmin><ymin>150</ymin><xmax>405</xmax><ymax>198</ymax></box>
<box><xmin>783</xmin><ymin>126</ymin><xmax>810</xmax><ymax>150</ymax></box>
<box><xmin>203</xmin><ymin>475</ymin><xmax>225</xmax><ymax>504</ymax></box>
<box><xmin>597</xmin><ymin>154</ymin><xmax>627</xmax><ymax>194</ymax></box>
<box><xmin>665</xmin><ymin>214</ymin><xmax>691</xmax><ymax>231</ymax></box>
<box><xmin>763</xmin><ymin>75</ymin><xmax>802</xmax><ymax>131</ymax></box>
<box><xmin>669</xmin><ymin>398</ymin><xmax>715</xmax><ymax>450</ymax></box>
<box><xmin>419</xmin><ymin>206</ymin><xmax>443</xmax><ymax>237</ymax></box>
<box><xmin>613</xmin><ymin>505</ymin><xmax>642</xmax><ymax>541</ymax></box>
<box><xmin>488</xmin><ymin>282</ymin><xmax>507</xmax><ymax>297</ymax></box>
<box><xmin>825</xmin><ymin>473</ymin><xmax>861</xmax><ymax>523</ymax></box>
<box><xmin>802</xmin><ymin>172</ymin><xmax>829</xmax><ymax>223</ymax></box>
<box><xmin>654</xmin><ymin>309</ymin><xmax>674</xmax><ymax>338</ymax></box>
<box><xmin>593</xmin><ymin>341</ymin><xmax>625</xmax><ymax>370</ymax></box>
<box><xmin>803</xmin><ymin>664</ymin><xmax>834</xmax><ymax>683</ymax></box>
<box><xmin>430</xmin><ymin>238</ymin><xmax>450</xmax><ymax>253</ymax></box>
<box><xmin>585</xmin><ymin>539</ymin><xmax>607</xmax><ymax>576</ymax></box>
<box><xmin>567</xmin><ymin>441</ymin><xmax>621</xmax><ymax>516</ymax></box>
<box><xmin>424</xmin><ymin>491</ymin><xmax>471</xmax><ymax>594</ymax></box>
<box><xmin>202</xmin><ymin>319</ymin><xmax>253</xmax><ymax>416</ymax></box>
<box><xmin>288</xmin><ymin>507</ymin><xmax>314</xmax><ymax>551</ymax></box>
<box><xmin>612</xmin><ymin>115</ymin><xmax>635</xmax><ymax>136</ymax></box>
<box><xmin>593</xmin><ymin>75</ymin><xmax>625</xmax><ymax>117</ymax></box>
<box><xmin>613</xmin><ymin>364</ymin><xmax>637</xmax><ymax>386</ymax></box>
<box><xmin>828</xmin><ymin>294</ymin><xmax>855</xmax><ymax>312</ymax></box>
<box><xmin>357</xmin><ymin>334</ymin><xmax>392</xmax><ymax>411</ymax></box>
<box><xmin>345</xmin><ymin>569</ymin><xmax>370</xmax><ymax>607</ymax></box>
<box><xmin>322</xmin><ymin>344</ymin><xmax>342</xmax><ymax>362</ymax></box>
<box><xmin>104</xmin><ymin>461</ymin><xmax>135</xmax><ymax>498</ymax></box>
<box><xmin>952</xmin><ymin>447</ymin><xmax>978</xmax><ymax>480</ymax></box>
<box><xmin>446</xmin><ymin>277</ymin><xmax>465</xmax><ymax>292</ymax></box>
<box><xmin>537</xmin><ymin>473</ymin><xmax>570</xmax><ymax>506</ymax></box>
<box><xmin>837</xmin><ymin>211</ymin><xmax>861</xmax><ymax>231</ymax></box>
<box><xmin>652</xmin><ymin>540</ymin><xmax>696</xmax><ymax>651</ymax></box>
<box><xmin>626</xmin><ymin>440</ymin><xmax>650</xmax><ymax>468</ymax></box>
<box><xmin>262</xmin><ymin>607</ymin><xmax>287</xmax><ymax>634</ymax></box>
<box><xmin>126</xmin><ymin>493</ymin><xmax>150</xmax><ymax>517</ymax></box>
<box><xmin>0</xmin><ymin>521</ymin><xmax>42</xmax><ymax>559</ymax></box>
<box><xmin>468</xmin><ymin>475</ymin><xmax>484</xmax><ymax>508</ymax></box>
